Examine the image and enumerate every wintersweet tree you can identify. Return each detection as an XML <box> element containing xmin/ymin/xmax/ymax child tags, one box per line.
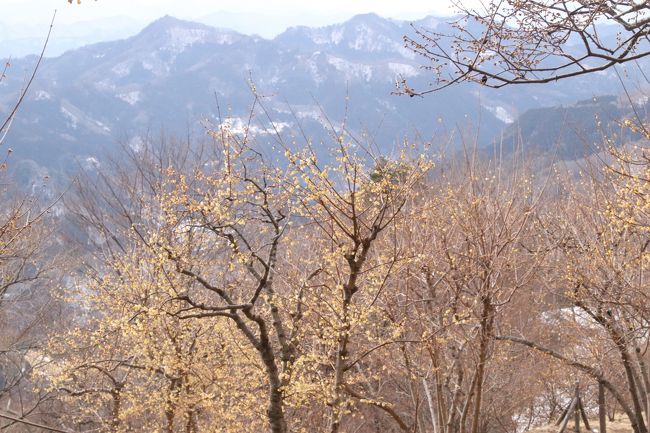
<box><xmin>397</xmin><ymin>152</ymin><xmax>546</xmax><ymax>433</ymax></box>
<box><xmin>0</xmin><ymin>164</ymin><xmax>62</xmax><ymax>430</ymax></box>
<box><xmin>493</xmin><ymin>156</ymin><xmax>650</xmax><ymax>433</ymax></box>
<box><xmin>0</xmin><ymin>8</ymin><xmax>61</xmax><ymax>429</ymax></box>
<box><xmin>605</xmin><ymin>120</ymin><xmax>650</xmax><ymax>235</ymax></box>
<box><xmin>59</xmin><ymin>129</ymin><xmax>295</xmax><ymax>432</ymax></box>
<box><xmin>47</xmin><ymin>251</ymin><xmax>263</xmax><ymax>432</ymax></box>
<box><xmin>55</xmin><ymin>107</ymin><xmax>430</xmax><ymax>433</ymax></box>
<box><xmin>280</xmin><ymin>143</ymin><xmax>431</xmax><ymax>432</ymax></box>
<box><xmin>402</xmin><ymin>0</ymin><xmax>650</xmax><ymax>93</ymax></box>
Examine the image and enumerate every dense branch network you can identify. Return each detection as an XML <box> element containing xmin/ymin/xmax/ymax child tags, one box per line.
<box><xmin>402</xmin><ymin>0</ymin><xmax>650</xmax><ymax>94</ymax></box>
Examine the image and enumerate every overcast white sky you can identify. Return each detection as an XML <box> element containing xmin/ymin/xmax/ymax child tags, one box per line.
<box><xmin>4</xmin><ymin>0</ymin><xmax>461</xmax><ymax>26</ymax></box>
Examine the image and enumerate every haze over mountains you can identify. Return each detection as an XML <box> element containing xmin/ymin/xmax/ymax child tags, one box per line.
<box><xmin>0</xmin><ymin>13</ymin><xmax>646</xmax><ymax>179</ymax></box>
<box><xmin>0</xmin><ymin>12</ymin><xmax>355</xmax><ymax>58</ymax></box>
<box><xmin>0</xmin><ymin>16</ymin><xmax>144</xmax><ymax>58</ymax></box>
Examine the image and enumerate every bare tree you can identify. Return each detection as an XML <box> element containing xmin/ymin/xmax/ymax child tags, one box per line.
<box><xmin>402</xmin><ymin>0</ymin><xmax>650</xmax><ymax>93</ymax></box>
<box><xmin>0</xmin><ymin>13</ymin><xmax>54</xmax><ymax>146</ymax></box>
<box><xmin>0</xmin><ymin>11</ymin><xmax>70</xmax><ymax>432</ymax></box>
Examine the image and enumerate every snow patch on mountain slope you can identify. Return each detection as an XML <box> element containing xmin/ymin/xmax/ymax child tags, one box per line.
<box><xmin>330</xmin><ymin>27</ymin><xmax>344</xmax><ymax>44</ymax></box>
<box><xmin>388</xmin><ymin>62</ymin><xmax>418</xmax><ymax>77</ymax></box>
<box><xmin>60</xmin><ymin>100</ymin><xmax>111</xmax><ymax>135</ymax></box>
<box><xmin>141</xmin><ymin>60</ymin><xmax>155</xmax><ymax>71</ymax></box>
<box><xmin>34</xmin><ymin>90</ymin><xmax>51</xmax><ymax>101</ymax></box>
<box><xmin>307</xmin><ymin>26</ymin><xmax>344</xmax><ymax>45</ymax></box>
<box><xmin>164</xmin><ymin>27</ymin><xmax>236</xmax><ymax>53</ymax></box>
<box><xmin>83</xmin><ymin>156</ymin><xmax>100</xmax><ymax>170</ymax></box>
<box><xmin>349</xmin><ymin>23</ymin><xmax>381</xmax><ymax>51</ymax></box>
<box><xmin>95</xmin><ymin>120</ymin><xmax>111</xmax><ymax>133</ymax></box>
<box><xmin>118</xmin><ymin>91</ymin><xmax>141</xmax><ymax>105</ymax></box>
<box><xmin>112</xmin><ymin>62</ymin><xmax>131</xmax><ymax>78</ymax></box>
<box><xmin>219</xmin><ymin>117</ymin><xmax>292</xmax><ymax>136</ymax></box>
<box><xmin>327</xmin><ymin>56</ymin><xmax>372</xmax><ymax>81</ymax></box>
<box><xmin>295</xmin><ymin>108</ymin><xmax>321</xmax><ymax>121</ymax></box>
<box><xmin>309</xmin><ymin>31</ymin><xmax>333</xmax><ymax>45</ymax></box>
<box><xmin>347</xmin><ymin>23</ymin><xmax>403</xmax><ymax>54</ymax></box>
<box><xmin>60</xmin><ymin>106</ymin><xmax>78</xmax><ymax>129</ymax></box>
<box><xmin>95</xmin><ymin>79</ymin><xmax>116</xmax><ymax>92</ymax></box>
<box><xmin>307</xmin><ymin>54</ymin><xmax>324</xmax><ymax>85</ymax></box>
<box><xmin>485</xmin><ymin>105</ymin><xmax>515</xmax><ymax>124</ymax></box>
<box><xmin>129</xmin><ymin>136</ymin><xmax>144</xmax><ymax>152</ymax></box>
<box><xmin>140</xmin><ymin>58</ymin><xmax>170</xmax><ymax>76</ymax></box>
<box><xmin>166</xmin><ymin>27</ymin><xmax>210</xmax><ymax>52</ymax></box>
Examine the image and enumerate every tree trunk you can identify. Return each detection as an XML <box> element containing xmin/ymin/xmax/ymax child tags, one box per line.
<box><xmin>603</xmin><ymin>322</ymin><xmax>648</xmax><ymax>433</ymax></box>
<box><xmin>618</xmin><ymin>344</ymin><xmax>647</xmax><ymax>433</ymax></box>
<box><xmin>470</xmin><ymin>296</ymin><xmax>494</xmax><ymax>433</ymax></box>
<box><xmin>599</xmin><ymin>381</ymin><xmax>607</xmax><ymax>433</ymax></box>
<box><xmin>110</xmin><ymin>385</ymin><xmax>123</xmax><ymax>433</ymax></box>
<box><xmin>257</xmin><ymin>321</ymin><xmax>288</xmax><ymax>433</ymax></box>
<box><xmin>423</xmin><ymin>377</ymin><xmax>439</xmax><ymax>433</ymax></box>
<box><xmin>165</xmin><ymin>378</ymin><xmax>180</xmax><ymax>433</ymax></box>
<box><xmin>635</xmin><ymin>349</ymin><xmax>650</xmax><ymax>425</ymax></box>
<box><xmin>329</xmin><ymin>297</ymin><xmax>352</xmax><ymax>433</ymax></box>
<box><xmin>445</xmin><ymin>360</ymin><xmax>466</xmax><ymax>433</ymax></box>
<box><xmin>328</xmin><ymin>240</ymin><xmax>373</xmax><ymax>433</ymax></box>
<box><xmin>459</xmin><ymin>369</ymin><xmax>478</xmax><ymax>433</ymax></box>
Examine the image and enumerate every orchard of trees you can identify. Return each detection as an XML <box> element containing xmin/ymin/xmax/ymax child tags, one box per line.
<box><xmin>0</xmin><ymin>1</ymin><xmax>650</xmax><ymax>432</ymax></box>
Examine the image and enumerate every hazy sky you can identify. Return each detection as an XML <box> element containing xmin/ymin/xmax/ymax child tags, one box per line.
<box><xmin>4</xmin><ymin>0</ymin><xmax>461</xmax><ymax>26</ymax></box>
<box><xmin>1</xmin><ymin>0</ymin><xmax>474</xmax><ymax>57</ymax></box>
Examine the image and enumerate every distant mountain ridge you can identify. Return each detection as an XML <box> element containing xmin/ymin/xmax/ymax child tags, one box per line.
<box><xmin>0</xmin><ymin>16</ymin><xmax>144</xmax><ymax>58</ymax></box>
<box><xmin>0</xmin><ymin>13</ymin><xmax>645</xmax><ymax>180</ymax></box>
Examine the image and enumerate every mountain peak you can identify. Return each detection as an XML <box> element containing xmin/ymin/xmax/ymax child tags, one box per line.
<box><xmin>411</xmin><ymin>15</ymin><xmax>442</xmax><ymax>29</ymax></box>
<box><xmin>134</xmin><ymin>16</ymin><xmax>243</xmax><ymax>51</ymax></box>
<box><xmin>140</xmin><ymin>15</ymin><xmax>213</xmax><ymax>35</ymax></box>
<box><xmin>276</xmin><ymin>13</ymin><xmax>403</xmax><ymax>52</ymax></box>
<box><xmin>345</xmin><ymin>12</ymin><xmax>388</xmax><ymax>24</ymax></box>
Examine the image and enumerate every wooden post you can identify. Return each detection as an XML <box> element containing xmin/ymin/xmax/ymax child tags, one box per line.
<box><xmin>579</xmin><ymin>398</ymin><xmax>591</xmax><ymax>431</ymax></box>
<box><xmin>599</xmin><ymin>381</ymin><xmax>607</xmax><ymax>433</ymax></box>
<box><xmin>558</xmin><ymin>398</ymin><xmax>578</xmax><ymax>433</ymax></box>
<box><xmin>557</xmin><ymin>400</ymin><xmax>573</xmax><ymax>426</ymax></box>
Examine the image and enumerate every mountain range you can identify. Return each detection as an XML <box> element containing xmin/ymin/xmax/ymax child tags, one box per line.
<box><xmin>1</xmin><ymin>13</ymin><xmax>647</xmax><ymax>180</ymax></box>
<box><xmin>0</xmin><ymin>16</ymin><xmax>144</xmax><ymax>58</ymax></box>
